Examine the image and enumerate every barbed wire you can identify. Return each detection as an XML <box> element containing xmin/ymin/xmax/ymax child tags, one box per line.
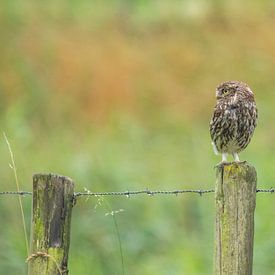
<box><xmin>0</xmin><ymin>191</ymin><xmax>32</xmax><ymax>196</ymax></box>
<box><xmin>256</xmin><ymin>188</ymin><xmax>275</xmax><ymax>193</ymax></box>
<box><xmin>0</xmin><ymin>188</ymin><xmax>275</xmax><ymax>198</ymax></box>
<box><xmin>74</xmin><ymin>189</ymin><xmax>215</xmax><ymax>197</ymax></box>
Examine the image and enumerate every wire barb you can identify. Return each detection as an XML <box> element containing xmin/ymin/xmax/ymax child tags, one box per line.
<box><xmin>256</xmin><ymin>188</ymin><xmax>275</xmax><ymax>193</ymax></box>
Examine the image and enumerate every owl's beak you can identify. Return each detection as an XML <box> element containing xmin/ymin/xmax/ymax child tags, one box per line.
<box><xmin>233</xmin><ymin>93</ymin><xmax>238</xmax><ymax>103</ymax></box>
<box><xmin>228</xmin><ymin>93</ymin><xmax>238</xmax><ymax>110</ymax></box>
<box><xmin>228</xmin><ymin>103</ymin><xmax>238</xmax><ymax>110</ymax></box>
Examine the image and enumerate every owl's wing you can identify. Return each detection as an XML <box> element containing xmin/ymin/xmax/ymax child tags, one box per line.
<box><xmin>209</xmin><ymin>105</ymin><xmax>223</xmax><ymax>141</ymax></box>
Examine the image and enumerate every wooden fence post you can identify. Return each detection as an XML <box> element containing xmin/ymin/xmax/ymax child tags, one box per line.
<box><xmin>28</xmin><ymin>174</ymin><xmax>74</xmax><ymax>275</ymax></box>
<box><xmin>215</xmin><ymin>162</ymin><xmax>257</xmax><ymax>275</ymax></box>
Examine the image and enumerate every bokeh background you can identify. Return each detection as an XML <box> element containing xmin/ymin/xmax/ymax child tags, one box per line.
<box><xmin>1</xmin><ymin>1</ymin><xmax>275</xmax><ymax>274</ymax></box>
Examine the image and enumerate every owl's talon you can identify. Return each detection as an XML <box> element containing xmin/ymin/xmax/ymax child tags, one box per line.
<box><xmin>233</xmin><ymin>152</ymin><xmax>240</xmax><ymax>162</ymax></box>
<box><xmin>214</xmin><ymin>160</ymin><xmax>247</xmax><ymax>169</ymax></box>
<box><xmin>233</xmin><ymin>160</ymin><xmax>247</xmax><ymax>164</ymax></box>
<box><xmin>214</xmin><ymin>161</ymin><xmax>231</xmax><ymax>169</ymax></box>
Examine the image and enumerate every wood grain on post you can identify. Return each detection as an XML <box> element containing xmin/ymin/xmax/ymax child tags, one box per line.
<box><xmin>28</xmin><ymin>174</ymin><xmax>74</xmax><ymax>275</ymax></box>
<box><xmin>215</xmin><ymin>162</ymin><xmax>257</xmax><ymax>275</ymax></box>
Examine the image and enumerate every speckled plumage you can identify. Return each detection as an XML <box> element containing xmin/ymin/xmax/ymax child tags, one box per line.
<box><xmin>210</xmin><ymin>81</ymin><xmax>257</xmax><ymax>162</ymax></box>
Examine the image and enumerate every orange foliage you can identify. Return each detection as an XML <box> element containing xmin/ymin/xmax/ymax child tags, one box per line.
<box><xmin>2</xmin><ymin>10</ymin><xmax>275</xmax><ymax>123</ymax></box>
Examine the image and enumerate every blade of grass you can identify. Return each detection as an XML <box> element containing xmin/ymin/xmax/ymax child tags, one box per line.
<box><xmin>104</xmin><ymin>199</ymin><xmax>125</xmax><ymax>275</ymax></box>
<box><xmin>4</xmin><ymin>132</ymin><xmax>29</xmax><ymax>257</ymax></box>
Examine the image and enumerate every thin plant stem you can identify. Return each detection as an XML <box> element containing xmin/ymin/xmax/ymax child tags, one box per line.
<box><xmin>4</xmin><ymin>133</ymin><xmax>29</xmax><ymax>256</ymax></box>
<box><xmin>112</xmin><ymin>214</ymin><xmax>124</xmax><ymax>275</ymax></box>
<box><xmin>104</xmin><ymin>199</ymin><xmax>125</xmax><ymax>275</ymax></box>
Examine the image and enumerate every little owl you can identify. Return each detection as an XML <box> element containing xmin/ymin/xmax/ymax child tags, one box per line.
<box><xmin>210</xmin><ymin>80</ymin><xmax>258</xmax><ymax>162</ymax></box>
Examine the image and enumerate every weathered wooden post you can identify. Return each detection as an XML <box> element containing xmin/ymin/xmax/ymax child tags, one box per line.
<box><xmin>215</xmin><ymin>162</ymin><xmax>257</xmax><ymax>275</ymax></box>
<box><xmin>28</xmin><ymin>174</ymin><xmax>74</xmax><ymax>275</ymax></box>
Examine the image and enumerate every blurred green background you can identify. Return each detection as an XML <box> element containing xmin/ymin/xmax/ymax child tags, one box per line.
<box><xmin>1</xmin><ymin>1</ymin><xmax>275</xmax><ymax>274</ymax></box>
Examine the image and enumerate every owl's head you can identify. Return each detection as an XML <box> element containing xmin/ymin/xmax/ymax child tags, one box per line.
<box><xmin>216</xmin><ymin>80</ymin><xmax>253</xmax><ymax>100</ymax></box>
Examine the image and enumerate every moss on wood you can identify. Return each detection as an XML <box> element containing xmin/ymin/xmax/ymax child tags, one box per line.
<box><xmin>28</xmin><ymin>174</ymin><xmax>74</xmax><ymax>275</ymax></box>
<box><xmin>215</xmin><ymin>162</ymin><xmax>257</xmax><ymax>275</ymax></box>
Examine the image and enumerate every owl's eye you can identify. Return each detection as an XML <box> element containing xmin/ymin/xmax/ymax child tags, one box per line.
<box><xmin>222</xmin><ymin>89</ymin><xmax>229</xmax><ymax>95</ymax></box>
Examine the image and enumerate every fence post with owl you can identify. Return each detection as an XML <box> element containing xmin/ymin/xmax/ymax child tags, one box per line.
<box><xmin>214</xmin><ymin>162</ymin><xmax>257</xmax><ymax>275</ymax></box>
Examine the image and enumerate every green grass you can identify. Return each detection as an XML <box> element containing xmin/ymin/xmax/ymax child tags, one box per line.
<box><xmin>1</xmin><ymin>118</ymin><xmax>275</xmax><ymax>274</ymax></box>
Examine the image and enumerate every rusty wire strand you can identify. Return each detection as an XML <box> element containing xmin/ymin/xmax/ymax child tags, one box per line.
<box><xmin>1</xmin><ymin>188</ymin><xmax>275</xmax><ymax>198</ymax></box>
<box><xmin>26</xmin><ymin>252</ymin><xmax>63</xmax><ymax>275</ymax></box>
